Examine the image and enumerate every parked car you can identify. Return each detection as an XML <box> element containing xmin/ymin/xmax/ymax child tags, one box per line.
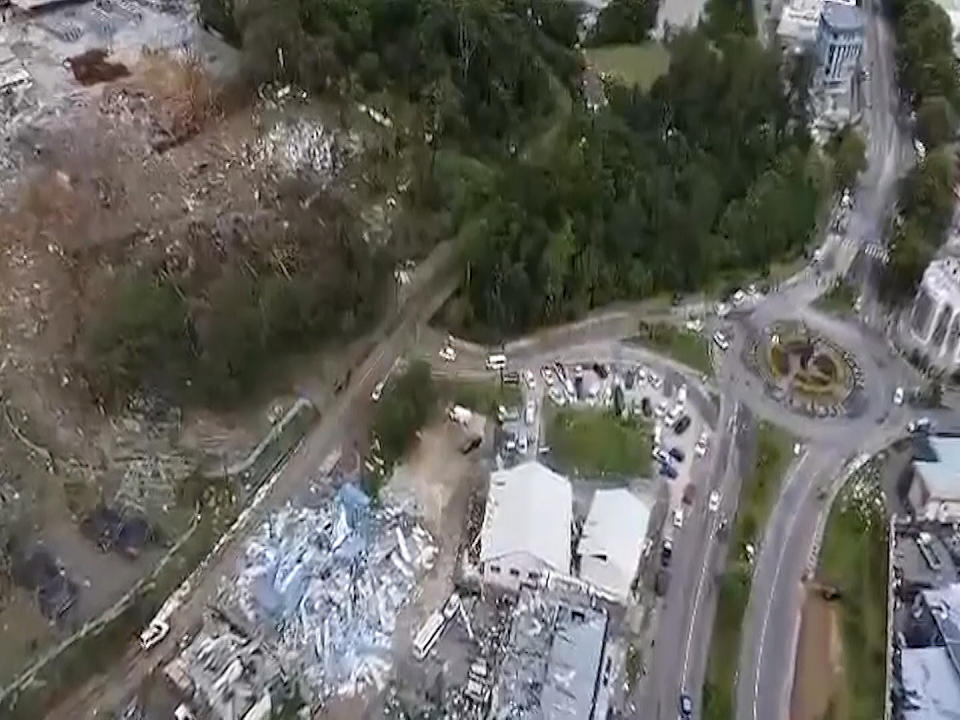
<box><xmin>669</xmin><ymin>446</ymin><xmax>686</xmax><ymax>463</ymax></box>
<box><xmin>654</xmin><ymin>401</ymin><xmax>668</xmax><ymax>419</ymax></box>
<box><xmin>460</xmin><ymin>436</ymin><xmax>482</xmax><ymax>454</ymax></box>
<box><xmin>660</xmin><ymin>463</ymin><xmax>678</xmax><ymax>480</ymax></box>
<box><xmin>371</xmin><ymin>381</ymin><xmax>385</xmax><ymax>402</ymax></box>
<box><xmin>649</xmin><ymin>373</ymin><xmax>664</xmax><ymax>390</ymax></box>
<box><xmin>503</xmin><ymin>371</ymin><xmax>520</xmax><ymax>385</ymax></box>
<box><xmin>541</xmin><ymin>366</ymin><xmax>556</xmax><ymax>385</ymax></box>
<box><xmin>548</xmin><ymin>387</ymin><xmax>567</xmax><ymax>406</ymax></box>
<box><xmin>679</xmin><ymin>693</ymin><xmax>693</xmax><ymax>718</ymax></box>
<box><xmin>523</xmin><ymin>369</ymin><xmax>535</xmax><ymax>389</ymax></box>
<box><xmin>652</xmin><ymin>447</ymin><xmax>670</xmax><ymax>465</ymax></box>
<box><xmin>592</xmin><ymin>362</ymin><xmax>608</xmax><ymax>379</ymax></box>
<box><xmin>517</xmin><ymin>434</ymin><xmax>528</xmax><ymax>453</ymax></box>
<box><xmin>713</xmin><ymin>330</ymin><xmax>730</xmax><ymax>351</ymax></box>
<box><xmin>641</xmin><ymin>397</ymin><xmax>652</xmax><ymax>416</ymax></box>
<box><xmin>655</xmin><ymin>569</ymin><xmax>671</xmax><ymax>596</ymax></box>
<box><xmin>674</xmin><ymin>415</ymin><xmax>692</xmax><ymax>434</ymax></box>
<box><xmin>893</xmin><ymin>386</ymin><xmax>905</xmax><ymax>406</ymax></box>
<box><xmin>525</xmin><ymin>400</ymin><xmax>536</xmax><ymax>425</ymax></box>
<box><xmin>439</xmin><ymin>345</ymin><xmax>457</xmax><ymax>362</ymax></box>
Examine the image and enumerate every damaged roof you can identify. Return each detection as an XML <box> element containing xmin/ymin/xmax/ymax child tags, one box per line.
<box><xmin>577</xmin><ymin>488</ymin><xmax>650</xmax><ymax>603</ymax></box>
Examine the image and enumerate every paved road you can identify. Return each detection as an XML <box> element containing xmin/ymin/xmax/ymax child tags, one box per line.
<box><xmin>43</xmin><ymin>249</ymin><xmax>463</xmax><ymax>720</ymax></box>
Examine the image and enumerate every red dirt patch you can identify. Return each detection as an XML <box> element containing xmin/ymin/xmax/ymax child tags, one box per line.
<box><xmin>67</xmin><ymin>49</ymin><xmax>130</xmax><ymax>86</ymax></box>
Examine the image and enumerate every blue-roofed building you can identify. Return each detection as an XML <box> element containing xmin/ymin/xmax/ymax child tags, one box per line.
<box><xmin>910</xmin><ymin>437</ymin><xmax>960</xmax><ymax>523</ymax></box>
<box><xmin>818</xmin><ymin>1</ymin><xmax>864</xmax><ymax>85</ymax></box>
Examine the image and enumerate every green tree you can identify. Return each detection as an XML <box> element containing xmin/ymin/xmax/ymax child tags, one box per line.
<box><xmin>84</xmin><ymin>276</ymin><xmax>191</xmax><ymax>404</ymax></box>
<box><xmin>373</xmin><ymin>360</ymin><xmax>437</xmax><ymax>467</ymax></box>
<box><xmin>916</xmin><ymin>94</ymin><xmax>957</xmax><ymax>148</ymax></box>
<box><xmin>589</xmin><ymin>0</ymin><xmax>659</xmax><ymax>45</ymax></box>
<box><xmin>829</xmin><ymin>126</ymin><xmax>867</xmax><ymax>190</ymax></box>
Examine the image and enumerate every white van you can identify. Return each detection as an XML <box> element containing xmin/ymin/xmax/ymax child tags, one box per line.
<box><xmin>486</xmin><ymin>353</ymin><xmax>507</xmax><ymax>370</ymax></box>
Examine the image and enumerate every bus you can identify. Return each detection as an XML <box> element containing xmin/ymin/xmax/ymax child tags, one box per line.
<box><xmin>412</xmin><ymin>610</ymin><xmax>446</xmax><ymax>661</ymax></box>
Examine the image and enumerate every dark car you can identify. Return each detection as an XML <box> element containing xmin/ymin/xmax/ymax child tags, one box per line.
<box><xmin>680</xmin><ymin>693</ymin><xmax>693</xmax><ymax>717</ymax></box>
<box><xmin>460</xmin><ymin>436</ymin><xmax>482</xmax><ymax>454</ymax></box>
<box><xmin>655</xmin><ymin>569</ymin><xmax>671</xmax><ymax>596</ymax></box>
<box><xmin>661</xmin><ymin>539</ymin><xmax>673</xmax><ymax>568</ymax></box>
<box><xmin>674</xmin><ymin>415</ymin><xmax>692</xmax><ymax>434</ymax></box>
<box><xmin>503</xmin><ymin>370</ymin><xmax>520</xmax><ymax>385</ymax></box>
<box><xmin>669</xmin><ymin>446</ymin><xmax>686</xmax><ymax>463</ymax></box>
<box><xmin>659</xmin><ymin>462</ymin><xmax>678</xmax><ymax>480</ymax></box>
<box><xmin>641</xmin><ymin>397</ymin><xmax>652</xmax><ymax>416</ymax></box>
<box><xmin>592</xmin><ymin>362</ymin><xmax>608</xmax><ymax>379</ymax></box>
<box><xmin>624</xmin><ymin>370</ymin><xmax>635</xmax><ymax>389</ymax></box>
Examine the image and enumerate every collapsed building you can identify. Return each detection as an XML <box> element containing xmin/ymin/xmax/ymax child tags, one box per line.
<box><xmin>489</xmin><ymin>587</ymin><xmax>612</xmax><ymax>720</ymax></box>
<box><xmin>168</xmin><ymin>484</ymin><xmax>438</xmax><ymax>717</ymax></box>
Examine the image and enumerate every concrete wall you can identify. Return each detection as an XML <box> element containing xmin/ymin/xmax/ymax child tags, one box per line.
<box><xmin>483</xmin><ymin>552</ymin><xmax>550</xmax><ymax>593</ymax></box>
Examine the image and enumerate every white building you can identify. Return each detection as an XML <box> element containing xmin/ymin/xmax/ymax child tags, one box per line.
<box><xmin>480</xmin><ymin>462</ymin><xmax>572</xmax><ymax>593</ymax></box>
<box><xmin>777</xmin><ymin>0</ymin><xmax>856</xmax><ymax>50</ymax></box>
<box><xmin>818</xmin><ymin>2</ymin><xmax>864</xmax><ymax>86</ymax></box>
<box><xmin>906</xmin><ymin>257</ymin><xmax>960</xmax><ymax>371</ymax></box>
<box><xmin>576</xmin><ymin>488</ymin><xmax>651</xmax><ymax>603</ymax></box>
<box><xmin>910</xmin><ymin>436</ymin><xmax>960</xmax><ymax>523</ymax></box>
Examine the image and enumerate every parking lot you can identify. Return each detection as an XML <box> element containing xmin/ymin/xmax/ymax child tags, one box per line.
<box><xmin>487</xmin><ymin>357</ymin><xmax>714</xmax><ymax>541</ymax></box>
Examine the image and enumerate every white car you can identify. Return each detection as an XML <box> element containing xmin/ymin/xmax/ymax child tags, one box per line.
<box><xmin>541</xmin><ymin>366</ymin><xmax>556</xmax><ymax>385</ymax></box>
<box><xmin>439</xmin><ymin>345</ymin><xmax>457</xmax><ymax>362</ymax></box>
<box><xmin>518</xmin><ymin>434</ymin><xmax>528</xmax><ymax>453</ymax></box>
<box><xmin>672</xmin><ymin>508</ymin><xmax>684</xmax><ymax>529</ymax></box>
<box><xmin>893</xmin><ymin>387</ymin><xmax>904</xmax><ymax>406</ymax></box>
<box><xmin>713</xmin><ymin>331</ymin><xmax>730</xmax><ymax>351</ymax></box>
<box><xmin>654</xmin><ymin>401</ymin><xmax>668</xmax><ymax>419</ymax></box>
<box><xmin>649</xmin><ymin>373</ymin><xmax>664</xmax><ymax>390</ymax></box>
<box><xmin>694</xmin><ymin>432</ymin><xmax>709</xmax><ymax>457</ymax></box>
<box><xmin>636</xmin><ymin>367</ymin><xmax>648</xmax><ymax>384</ymax></box>
<box><xmin>708</xmin><ymin>490</ymin><xmax>721</xmax><ymax>513</ymax></box>
<box><xmin>525</xmin><ymin>400</ymin><xmax>536</xmax><ymax>425</ymax></box>
<box><xmin>548</xmin><ymin>387</ymin><xmax>567</xmax><ymax>406</ymax></box>
<box><xmin>523</xmin><ymin>370</ymin><xmax>535</xmax><ymax>389</ymax></box>
<box><xmin>371</xmin><ymin>381</ymin><xmax>385</xmax><ymax>402</ymax></box>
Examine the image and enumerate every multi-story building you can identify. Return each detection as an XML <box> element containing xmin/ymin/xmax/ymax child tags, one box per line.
<box><xmin>905</xmin><ymin>257</ymin><xmax>960</xmax><ymax>371</ymax></box>
<box><xmin>818</xmin><ymin>1</ymin><xmax>865</xmax><ymax>85</ymax></box>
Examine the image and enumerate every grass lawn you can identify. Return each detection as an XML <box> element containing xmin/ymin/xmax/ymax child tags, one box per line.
<box><xmin>635</xmin><ymin>322</ymin><xmax>712</xmax><ymax>376</ymax></box>
<box><xmin>584</xmin><ymin>42</ymin><xmax>670</xmax><ymax>91</ymax></box>
<box><xmin>817</xmin><ymin>463</ymin><xmax>887</xmax><ymax>720</ymax></box>
<box><xmin>548</xmin><ymin>408</ymin><xmax>651</xmax><ymax>478</ymax></box>
<box><xmin>441</xmin><ymin>379</ymin><xmax>522</xmax><ymax>417</ymax></box>
<box><xmin>702</xmin><ymin>422</ymin><xmax>795</xmax><ymax>720</ymax></box>
<box><xmin>815</xmin><ymin>279</ymin><xmax>857</xmax><ymax>316</ymax></box>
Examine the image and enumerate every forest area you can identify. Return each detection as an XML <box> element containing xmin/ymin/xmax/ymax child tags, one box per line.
<box><xmin>884</xmin><ymin>0</ymin><xmax>960</xmax><ymax>299</ymax></box>
<box><xmin>84</xmin><ymin>0</ymin><xmax>845</xmax><ymax>408</ymax></box>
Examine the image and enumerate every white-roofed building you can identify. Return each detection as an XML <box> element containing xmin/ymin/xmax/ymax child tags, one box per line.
<box><xmin>480</xmin><ymin>462</ymin><xmax>572</xmax><ymax>593</ymax></box>
<box><xmin>577</xmin><ymin>488</ymin><xmax>651</xmax><ymax>603</ymax></box>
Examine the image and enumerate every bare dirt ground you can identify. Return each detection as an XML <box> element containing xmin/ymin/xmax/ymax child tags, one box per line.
<box><xmin>790</xmin><ymin>588</ymin><xmax>847</xmax><ymax>720</ymax></box>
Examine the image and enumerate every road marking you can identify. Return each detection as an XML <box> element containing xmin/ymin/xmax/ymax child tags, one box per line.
<box><xmin>681</xmin><ymin>403</ymin><xmax>739</xmax><ymax>687</ymax></box>
<box><xmin>750</xmin><ymin>451</ymin><xmax>814</xmax><ymax>720</ymax></box>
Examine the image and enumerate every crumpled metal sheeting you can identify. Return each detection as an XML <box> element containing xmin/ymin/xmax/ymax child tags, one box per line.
<box><xmin>231</xmin><ymin>485</ymin><xmax>436</xmax><ymax>706</ymax></box>
<box><xmin>258</xmin><ymin>117</ymin><xmax>346</xmax><ymax>187</ymax></box>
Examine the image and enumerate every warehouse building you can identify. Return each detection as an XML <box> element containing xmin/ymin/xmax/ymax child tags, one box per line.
<box><xmin>480</xmin><ymin>462</ymin><xmax>572</xmax><ymax>593</ymax></box>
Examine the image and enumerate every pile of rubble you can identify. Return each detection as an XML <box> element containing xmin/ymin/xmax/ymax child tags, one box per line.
<box><xmin>229</xmin><ymin>484</ymin><xmax>437</xmax><ymax>706</ymax></box>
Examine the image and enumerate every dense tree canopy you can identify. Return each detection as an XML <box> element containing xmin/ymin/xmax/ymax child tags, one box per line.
<box><xmin>883</xmin><ymin>0</ymin><xmax>959</xmax><ymax>300</ymax></box>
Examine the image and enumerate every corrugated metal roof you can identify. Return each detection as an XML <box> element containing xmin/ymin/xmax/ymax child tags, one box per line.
<box><xmin>900</xmin><ymin>647</ymin><xmax>960</xmax><ymax>719</ymax></box>
<box><xmin>480</xmin><ymin>462</ymin><xmax>572</xmax><ymax>574</ymax></box>
<box><xmin>577</xmin><ymin>488</ymin><xmax>651</xmax><ymax>603</ymax></box>
<box><xmin>916</xmin><ymin>437</ymin><xmax>960</xmax><ymax>500</ymax></box>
